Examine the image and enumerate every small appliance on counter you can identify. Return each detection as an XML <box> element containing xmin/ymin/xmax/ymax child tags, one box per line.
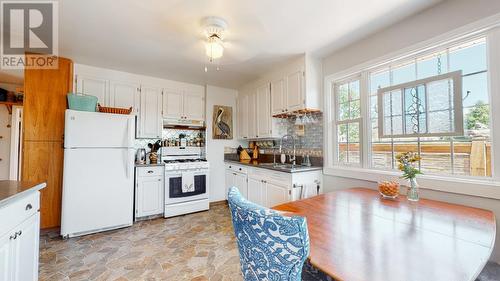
<box><xmin>136</xmin><ymin>148</ymin><xmax>146</xmax><ymax>164</ymax></box>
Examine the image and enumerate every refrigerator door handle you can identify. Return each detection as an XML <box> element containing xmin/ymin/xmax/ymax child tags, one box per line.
<box><xmin>125</xmin><ymin>149</ymin><xmax>132</xmax><ymax>179</ymax></box>
<box><xmin>127</xmin><ymin>118</ymin><xmax>134</xmax><ymax>148</ymax></box>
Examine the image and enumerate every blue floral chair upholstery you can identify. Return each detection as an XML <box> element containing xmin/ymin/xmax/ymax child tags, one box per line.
<box><xmin>228</xmin><ymin>186</ymin><xmax>310</xmax><ymax>281</ymax></box>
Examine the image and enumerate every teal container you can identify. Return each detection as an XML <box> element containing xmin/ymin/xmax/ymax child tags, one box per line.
<box><xmin>67</xmin><ymin>93</ymin><xmax>97</xmax><ymax>112</ymax></box>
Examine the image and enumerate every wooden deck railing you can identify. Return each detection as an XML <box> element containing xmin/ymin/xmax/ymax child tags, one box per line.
<box><xmin>339</xmin><ymin>141</ymin><xmax>492</xmax><ymax>177</ymax></box>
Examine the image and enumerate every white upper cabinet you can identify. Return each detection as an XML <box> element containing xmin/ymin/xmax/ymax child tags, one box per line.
<box><xmin>271</xmin><ymin>78</ymin><xmax>286</xmax><ymax>115</ymax></box>
<box><xmin>247</xmin><ymin>91</ymin><xmax>257</xmax><ymax>139</ymax></box>
<box><xmin>183</xmin><ymin>91</ymin><xmax>205</xmax><ymax>121</ymax></box>
<box><xmin>162</xmin><ymin>88</ymin><xmax>205</xmax><ymax>121</ymax></box>
<box><xmin>237</xmin><ymin>93</ymin><xmax>248</xmax><ymax>139</ymax></box>
<box><xmin>75</xmin><ymin>75</ymin><xmax>109</xmax><ymax>106</ymax></box>
<box><xmin>286</xmin><ymin>69</ymin><xmax>304</xmax><ymax>112</ymax></box>
<box><xmin>139</xmin><ymin>85</ymin><xmax>162</xmax><ymax>138</ymax></box>
<box><xmin>109</xmin><ymin>81</ymin><xmax>140</xmax><ymax>114</ymax></box>
<box><xmin>256</xmin><ymin>83</ymin><xmax>271</xmax><ymax>138</ymax></box>
<box><xmin>162</xmin><ymin>89</ymin><xmax>184</xmax><ymax>119</ymax></box>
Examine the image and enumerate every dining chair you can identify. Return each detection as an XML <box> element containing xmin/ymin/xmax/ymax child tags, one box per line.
<box><xmin>228</xmin><ymin>186</ymin><xmax>320</xmax><ymax>281</ymax></box>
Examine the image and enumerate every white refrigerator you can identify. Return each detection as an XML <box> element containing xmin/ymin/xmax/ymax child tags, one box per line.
<box><xmin>61</xmin><ymin>110</ymin><xmax>136</xmax><ymax>238</ymax></box>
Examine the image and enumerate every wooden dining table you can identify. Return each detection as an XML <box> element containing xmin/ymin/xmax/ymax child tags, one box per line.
<box><xmin>273</xmin><ymin>188</ymin><xmax>496</xmax><ymax>281</ymax></box>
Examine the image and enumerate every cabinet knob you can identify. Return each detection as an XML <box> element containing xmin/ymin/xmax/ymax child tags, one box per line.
<box><xmin>17</xmin><ymin>230</ymin><xmax>22</xmax><ymax>237</ymax></box>
<box><xmin>229</xmin><ymin>166</ymin><xmax>232</xmax><ymax>168</ymax></box>
<box><xmin>239</xmin><ymin>168</ymin><xmax>242</xmax><ymax>171</ymax></box>
<box><xmin>147</xmin><ymin>170</ymin><xmax>154</xmax><ymax>173</ymax></box>
<box><xmin>158</xmin><ymin>179</ymin><xmax>161</xmax><ymax>182</ymax></box>
<box><xmin>25</xmin><ymin>203</ymin><xmax>32</xmax><ymax>211</ymax></box>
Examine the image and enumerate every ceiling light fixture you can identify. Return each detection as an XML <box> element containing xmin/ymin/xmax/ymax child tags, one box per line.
<box><xmin>203</xmin><ymin>17</ymin><xmax>227</xmax><ymax>72</ymax></box>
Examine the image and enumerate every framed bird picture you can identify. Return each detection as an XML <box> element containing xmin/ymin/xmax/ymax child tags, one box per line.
<box><xmin>212</xmin><ymin>105</ymin><xmax>233</xmax><ymax>139</ymax></box>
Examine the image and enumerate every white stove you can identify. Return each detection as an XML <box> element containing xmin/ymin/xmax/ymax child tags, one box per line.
<box><xmin>160</xmin><ymin>147</ymin><xmax>209</xmax><ymax>217</ymax></box>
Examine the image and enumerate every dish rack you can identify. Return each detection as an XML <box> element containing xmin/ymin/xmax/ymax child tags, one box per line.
<box><xmin>97</xmin><ymin>104</ymin><xmax>133</xmax><ymax>114</ymax></box>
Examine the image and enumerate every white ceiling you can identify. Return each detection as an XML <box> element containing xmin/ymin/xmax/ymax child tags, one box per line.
<box><xmin>3</xmin><ymin>0</ymin><xmax>444</xmax><ymax>88</ymax></box>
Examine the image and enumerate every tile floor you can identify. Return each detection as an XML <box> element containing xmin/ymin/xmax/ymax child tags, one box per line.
<box><xmin>39</xmin><ymin>204</ymin><xmax>500</xmax><ymax>281</ymax></box>
<box><xmin>39</xmin><ymin>204</ymin><xmax>243</xmax><ymax>281</ymax></box>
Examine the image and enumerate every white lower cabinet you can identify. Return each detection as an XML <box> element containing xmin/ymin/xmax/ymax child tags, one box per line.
<box><xmin>135</xmin><ymin>167</ymin><xmax>164</xmax><ymax>219</ymax></box>
<box><xmin>225</xmin><ymin>163</ymin><xmax>322</xmax><ymax>208</ymax></box>
<box><xmin>247</xmin><ymin>177</ymin><xmax>265</xmax><ymax>206</ymax></box>
<box><xmin>225</xmin><ymin>168</ymin><xmax>248</xmax><ymax>198</ymax></box>
<box><xmin>0</xmin><ymin>191</ymin><xmax>41</xmax><ymax>281</ymax></box>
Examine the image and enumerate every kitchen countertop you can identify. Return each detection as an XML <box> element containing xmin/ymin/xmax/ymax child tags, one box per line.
<box><xmin>0</xmin><ymin>181</ymin><xmax>46</xmax><ymax>208</ymax></box>
<box><xmin>224</xmin><ymin>159</ymin><xmax>322</xmax><ymax>173</ymax></box>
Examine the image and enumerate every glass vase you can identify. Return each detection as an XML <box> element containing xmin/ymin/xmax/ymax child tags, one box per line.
<box><xmin>407</xmin><ymin>178</ymin><xmax>419</xmax><ymax>202</ymax></box>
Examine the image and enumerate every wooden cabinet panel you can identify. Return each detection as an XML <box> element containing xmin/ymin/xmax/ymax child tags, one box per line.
<box><xmin>183</xmin><ymin>91</ymin><xmax>205</xmax><ymax>121</ymax></box>
<box><xmin>109</xmin><ymin>81</ymin><xmax>140</xmax><ymax>115</ymax></box>
<box><xmin>139</xmin><ymin>85</ymin><xmax>162</xmax><ymax>138</ymax></box>
<box><xmin>271</xmin><ymin>78</ymin><xmax>286</xmax><ymax>115</ymax></box>
<box><xmin>237</xmin><ymin>94</ymin><xmax>248</xmax><ymax>139</ymax></box>
<box><xmin>75</xmin><ymin>75</ymin><xmax>109</xmax><ymax>106</ymax></box>
<box><xmin>256</xmin><ymin>83</ymin><xmax>271</xmax><ymax>138</ymax></box>
<box><xmin>286</xmin><ymin>70</ymin><xmax>303</xmax><ymax>112</ymax></box>
<box><xmin>162</xmin><ymin>89</ymin><xmax>183</xmax><ymax>119</ymax></box>
<box><xmin>23</xmin><ymin>57</ymin><xmax>73</xmax><ymax>142</ymax></box>
<box><xmin>22</xmin><ymin>142</ymin><xmax>63</xmax><ymax>228</ymax></box>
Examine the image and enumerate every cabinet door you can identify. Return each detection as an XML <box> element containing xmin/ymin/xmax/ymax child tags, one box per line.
<box><xmin>110</xmin><ymin>81</ymin><xmax>140</xmax><ymax>115</ymax></box>
<box><xmin>22</xmin><ymin>142</ymin><xmax>63</xmax><ymax>229</ymax></box>
<box><xmin>256</xmin><ymin>83</ymin><xmax>271</xmax><ymax>138</ymax></box>
<box><xmin>225</xmin><ymin>169</ymin><xmax>234</xmax><ymax>198</ymax></box>
<box><xmin>0</xmin><ymin>231</ymin><xmax>12</xmax><ymax>281</ymax></box>
<box><xmin>271</xmin><ymin>78</ymin><xmax>286</xmax><ymax>115</ymax></box>
<box><xmin>247</xmin><ymin>92</ymin><xmax>257</xmax><ymax>139</ymax></box>
<box><xmin>265</xmin><ymin>181</ymin><xmax>290</xmax><ymax>208</ymax></box>
<box><xmin>136</xmin><ymin>177</ymin><xmax>164</xmax><ymax>217</ymax></box>
<box><xmin>76</xmin><ymin>75</ymin><xmax>109</xmax><ymax>106</ymax></box>
<box><xmin>234</xmin><ymin>173</ymin><xmax>248</xmax><ymax>198</ymax></box>
<box><xmin>11</xmin><ymin>213</ymin><xmax>39</xmax><ymax>281</ymax></box>
<box><xmin>23</xmin><ymin>57</ymin><xmax>72</xmax><ymax>142</ymax></box>
<box><xmin>139</xmin><ymin>86</ymin><xmax>162</xmax><ymax>138</ymax></box>
<box><xmin>237</xmin><ymin>94</ymin><xmax>248</xmax><ymax>139</ymax></box>
<box><xmin>247</xmin><ymin>177</ymin><xmax>264</xmax><ymax>206</ymax></box>
<box><xmin>286</xmin><ymin>70</ymin><xmax>304</xmax><ymax>112</ymax></box>
<box><xmin>162</xmin><ymin>89</ymin><xmax>184</xmax><ymax>119</ymax></box>
<box><xmin>183</xmin><ymin>91</ymin><xmax>205</xmax><ymax>121</ymax></box>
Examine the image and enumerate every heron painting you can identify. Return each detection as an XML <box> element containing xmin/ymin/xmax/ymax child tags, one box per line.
<box><xmin>212</xmin><ymin>105</ymin><xmax>233</xmax><ymax>139</ymax></box>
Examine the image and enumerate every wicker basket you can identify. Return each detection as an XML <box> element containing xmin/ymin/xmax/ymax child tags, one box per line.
<box><xmin>97</xmin><ymin>104</ymin><xmax>132</xmax><ymax>114</ymax></box>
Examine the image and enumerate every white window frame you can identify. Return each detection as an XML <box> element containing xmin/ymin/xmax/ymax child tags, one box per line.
<box><xmin>377</xmin><ymin>70</ymin><xmax>464</xmax><ymax>138</ymax></box>
<box><xmin>324</xmin><ymin>24</ymin><xmax>500</xmax><ymax>200</ymax></box>
<box><xmin>333</xmin><ymin>76</ymin><xmax>363</xmax><ymax>167</ymax></box>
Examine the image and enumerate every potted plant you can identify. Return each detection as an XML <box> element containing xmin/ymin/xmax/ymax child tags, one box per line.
<box><xmin>396</xmin><ymin>152</ymin><xmax>422</xmax><ymax>201</ymax></box>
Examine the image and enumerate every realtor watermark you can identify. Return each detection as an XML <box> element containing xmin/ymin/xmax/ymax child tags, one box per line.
<box><xmin>0</xmin><ymin>0</ymin><xmax>58</xmax><ymax>69</ymax></box>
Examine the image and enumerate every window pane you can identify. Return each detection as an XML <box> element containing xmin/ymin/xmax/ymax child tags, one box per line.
<box><xmin>348</xmin><ymin>123</ymin><xmax>360</xmax><ymax>143</ymax></box>
<box><xmin>462</xmin><ymin>72</ymin><xmax>489</xmax><ymax>108</ymax></box>
<box><xmin>348</xmin><ymin>143</ymin><xmax>360</xmax><ymax>164</ymax></box>
<box><xmin>338</xmin><ymin>124</ymin><xmax>347</xmax><ymax>143</ymax></box>
<box><xmin>372</xmin><ymin>141</ymin><xmax>392</xmax><ymax>169</ymax></box>
<box><xmin>420</xmin><ymin>138</ymin><xmax>452</xmax><ymax>175</ymax></box>
<box><xmin>370</xmin><ymin>95</ymin><xmax>378</xmax><ymax>119</ymax></box>
<box><xmin>450</xmin><ymin>41</ymin><xmax>487</xmax><ymax>75</ymax></box>
<box><xmin>370</xmin><ymin>70</ymin><xmax>390</xmax><ymax>94</ymax></box>
<box><xmin>428</xmin><ymin>110</ymin><xmax>452</xmax><ymax>133</ymax></box>
<box><xmin>338</xmin><ymin>83</ymin><xmax>349</xmax><ymax>104</ymax></box>
<box><xmin>392</xmin><ymin>62</ymin><xmax>416</xmax><ymax>85</ymax></box>
<box><xmin>350</xmin><ymin>80</ymin><xmax>360</xmax><ymax>100</ymax></box>
<box><xmin>350</xmin><ymin>100</ymin><xmax>361</xmax><ymax>119</ymax></box>
<box><xmin>428</xmin><ymin>79</ymin><xmax>452</xmax><ymax>111</ymax></box>
<box><xmin>338</xmin><ymin>102</ymin><xmax>350</xmax><ymax>120</ymax></box>
<box><xmin>417</xmin><ymin>52</ymin><xmax>448</xmax><ymax>79</ymax></box>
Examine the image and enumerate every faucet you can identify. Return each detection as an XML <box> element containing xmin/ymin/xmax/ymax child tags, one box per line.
<box><xmin>279</xmin><ymin>134</ymin><xmax>296</xmax><ymax>166</ymax></box>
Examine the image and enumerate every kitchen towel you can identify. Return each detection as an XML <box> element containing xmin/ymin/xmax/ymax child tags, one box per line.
<box><xmin>182</xmin><ymin>172</ymin><xmax>195</xmax><ymax>193</ymax></box>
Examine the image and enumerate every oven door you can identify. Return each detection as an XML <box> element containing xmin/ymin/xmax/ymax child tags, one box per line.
<box><xmin>165</xmin><ymin>169</ymin><xmax>209</xmax><ymax>204</ymax></box>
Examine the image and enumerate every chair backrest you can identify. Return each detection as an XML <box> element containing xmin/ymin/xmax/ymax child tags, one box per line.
<box><xmin>227</xmin><ymin>187</ymin><xmax>310</xmax><ymax>281</ymax></box>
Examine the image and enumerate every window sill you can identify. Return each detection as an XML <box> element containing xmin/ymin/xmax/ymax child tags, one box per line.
<box><xmin>323</xmin><ymin>166</ymin><xmax>500</xmax><ymax>200</ymax></box>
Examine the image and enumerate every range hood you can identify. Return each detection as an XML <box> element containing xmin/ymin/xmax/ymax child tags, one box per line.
<box><xmin>163</xmin><ymin>118</ymin><xmax>205</xmax><ymax>128</ymax></box>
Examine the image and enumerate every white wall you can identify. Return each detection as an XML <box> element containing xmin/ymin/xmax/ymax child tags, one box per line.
<box><xmin>205</xmin><ymin>85</ymin><xmax>244</xmax><ymax>202</ymax></box>
<box><xmin>322</xmin><ymin>0</ymin><xmax>500</xmax><ymax>263</ymax></box>
<box><xmin>0</xmin><ymin>82</ymin><xmax>20</xmax><ymax>180</ymax></box>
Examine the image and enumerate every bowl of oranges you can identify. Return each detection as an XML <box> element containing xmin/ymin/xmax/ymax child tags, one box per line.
<box><xmin>378</xmin><ymin>181</ymin><xmax>400</xmax><ymax>199</ymax></box>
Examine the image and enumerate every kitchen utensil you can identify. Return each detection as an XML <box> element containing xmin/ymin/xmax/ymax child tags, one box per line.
<box><xmin>136</xmin><ymin>148</ymin><xmax>146</xmax><ymax>164</ymax></box>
